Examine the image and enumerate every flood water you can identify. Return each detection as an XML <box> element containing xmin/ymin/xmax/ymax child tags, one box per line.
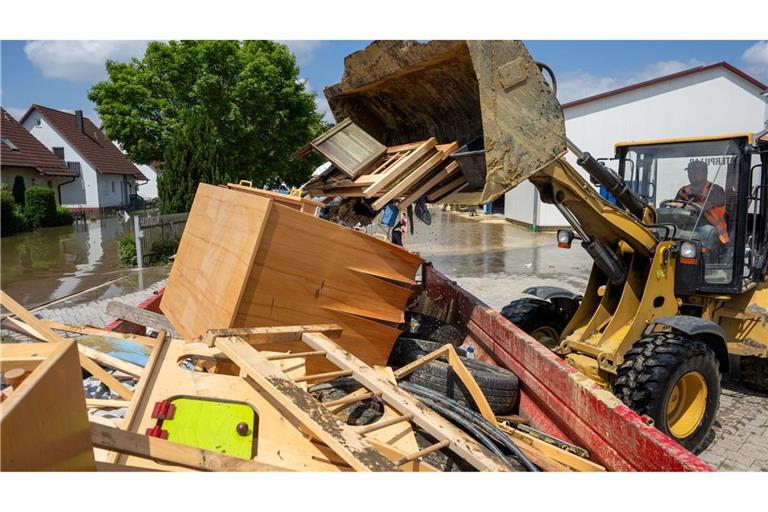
<box><xmin>1</xmin><ymin>217</ymin><xmax>135</xmax><ymax>308</ymax></box>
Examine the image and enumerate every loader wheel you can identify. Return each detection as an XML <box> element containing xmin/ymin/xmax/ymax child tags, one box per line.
<box><xmin>500</xmin><ymin>298</ymin><xmax>568</xmax><ymax>350</ymax></box>
<box><xmin>614</xmin><ymin>333</ymin><xmax>720</xmax><ymax>453</ymax></box>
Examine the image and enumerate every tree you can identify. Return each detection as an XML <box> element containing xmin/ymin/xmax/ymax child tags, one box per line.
<box><xmin>158</xmin><ymin>110</ymin><xmax>227</xmax><ymax>213</ymax></box>
<box><xmin>12</xmin><ymin>176</ymin><xmax>26</xmax><ymax>206</ymax></box>
<box><xmin>89</xmin><ymin>40</ymin><xmax>326</xmax><ymax>190</ymax></box>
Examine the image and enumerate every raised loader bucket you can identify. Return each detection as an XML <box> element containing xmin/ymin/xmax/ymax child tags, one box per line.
<box><xmin>324</xmin><ymin>40</ymin><xmax>567</xmax><ymax>204</ymax></box>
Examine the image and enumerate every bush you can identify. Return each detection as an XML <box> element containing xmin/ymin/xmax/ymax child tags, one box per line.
<box><xmin>148</xmin><ymin>236</ymin><xmax>178</xmax><ymax>265</ymax></box>
<box><xmin>117</xmin><ymin>232</ymin><xmax>137</xmax><ymax>266</ymax></box>
<box><xmin>51</xmin><ymin>206</ymin><xmax>74</xmax><ymax>226</ymax></box>
<box><xmin>24</xmin><ymin>187</ymin><xmax>57</xmax><ymax>227</ymax></box>
<box><xmin>1</xmin><ymin>187</ymin><xmax>30</xmax><ymax>236</ymax></box>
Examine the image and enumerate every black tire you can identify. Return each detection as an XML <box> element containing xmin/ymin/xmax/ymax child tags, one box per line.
<box><xmin>500</xmin><ymin>298</ymin><xmax>568</xmax><ymax>350</ymax></box>
<box><xmin>614</xmin><ymin>333</ymin><xmax>720</xmax><ymax>453</ymax></box>
<box><xmin>408</xmin><ymin>313</ymin><xmax>467</xmax><ymax>347</ymax></box>
<box><xmin>740</xmin><ymin>356</ymin><xmax>768</xmax><ymax>393</ymax></box>
<box><xmin>400</xmin><ymin>356</ymin><xmax>520</xmax><ymax>415</ymax></box>
<box><xmin>388</xmin><ymin>337</ymin><xmax>466</xmax><ymax>367</ymax></box>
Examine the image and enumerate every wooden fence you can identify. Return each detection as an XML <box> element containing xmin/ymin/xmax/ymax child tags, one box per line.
<box><xmin>134</xmin><ymin>212</ymin><xmax>188</xmax><ymax>266</ymax></box>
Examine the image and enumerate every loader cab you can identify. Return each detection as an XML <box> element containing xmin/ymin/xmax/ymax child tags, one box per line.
<box><xmin>615</xmin><ymin>133</ymin><xmax>767</xmax><ymax>295</ymax></box>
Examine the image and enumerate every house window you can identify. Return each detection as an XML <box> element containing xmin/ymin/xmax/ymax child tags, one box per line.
<box><xmin>35</xmin><ymin>119</ymin><xmax>42</xmax><ymax>127</ymax></box>
<box><xmin>66</xmin><ymin>162</ymin><xmax>81</xmax><ymax>176</ymax></box>
<box><xmin>111</xmin><ymin>181</ymin><xmax>116</xmax><ymax>194</ymax></box>
<box><xmin>1</xmin><ymin>137</ymin><xmax>18</xmax><ymax>151</ymax></box>
<box><xmin>47</xmin><ymin>180</ymin><xmax>53</xmax><ymax>188</ymax></box>
<box><xmin>52</xmin><ymin>147</ymin><xmax>65</xmax><ymax>159</ymax></box>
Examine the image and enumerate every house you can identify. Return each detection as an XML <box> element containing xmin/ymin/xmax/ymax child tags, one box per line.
<box><xmin>1</xmin><ymin>107</ymin><xmax>77</xmax><ymax>205</ymax></box>
<box><xmin>20</xmin><ymin>105</ymin><xmax>147</xmax><ymax>215</ymax></box>
<box><xmin>504</xmin><ymin>61</ymin><xmax>768</xmax><ymax>229</ymax></box>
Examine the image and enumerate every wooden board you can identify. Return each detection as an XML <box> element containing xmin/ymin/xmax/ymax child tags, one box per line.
<box><xmin>161</xmin><ymin>183</ymin><xmax>271</xmax><ymax>337</ymax></box>
<box><xmin>226</xmin><ymin>183</ymin><xmax>324</xmax><ymax>213</ymax></box>
<box><xmin>362</xmin><ymin>138</ymin><xmax>437</xmax><ymax>197</ymax></box>
<box><xmin>1</xmin><ymin>342</ymin><xmax>96</xmax><ymax>470</ymax></box>
<box><xmin>302</xmin><ymin>118</ymin><xmax>387</xmax><ymax>178</ymax></box>
<box><xmin>106</xmin><ymin>301</ymin><xmax>180</xmax><ymax>338</ymax></box>
<box><xmin>398</xmin><ymin>161</ymin><xmax>460</xmax><ymax>210</ymax></box>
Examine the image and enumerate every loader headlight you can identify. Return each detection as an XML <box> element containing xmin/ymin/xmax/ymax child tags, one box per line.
<box><xmin>557</xmin><ymin>229</ymin><xmax>574</xmax><ymax>249</ymax></box>
<box><xmin>679</xmin><ymin>241</ymin><xmax>698</xmax><ymax>263</ymax></box>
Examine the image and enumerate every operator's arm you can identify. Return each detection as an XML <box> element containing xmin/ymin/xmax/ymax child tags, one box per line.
<box><xmin>705</xmin><ymin>184</ymin><xmax>726</xmax><ymax>209</ymax></box>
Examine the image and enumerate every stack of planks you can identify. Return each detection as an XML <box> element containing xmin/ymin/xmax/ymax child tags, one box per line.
<box><xmin>299</xmin><ymin>121</ymin><xmax>465</xmax><ymax>210</ymax></box>
<box><xmin>159</xmin><ymin>183</ymin><xmax>423</xmax><ymax>373</ymax></box>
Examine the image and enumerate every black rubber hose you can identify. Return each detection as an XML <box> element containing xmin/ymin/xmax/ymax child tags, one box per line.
<box><xmin>400</xmin><ymin>381</ymin><xmax>539</xmax><ymax>472</ymax></box>
<box><xmin>413</xmin><ymin>394</ymin><xmax>515</xmax><ymax>470</ymax></box>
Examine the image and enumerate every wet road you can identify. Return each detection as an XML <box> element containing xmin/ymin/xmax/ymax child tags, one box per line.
<box><xmin>1</xmin><ymin>217</ymin><xmax>164</xmax><ymax>309</ymax></box>
<box><xmin>405</xmin><ymin>209</ymin><xmax>591</xmax><ymax>309</ymax></box>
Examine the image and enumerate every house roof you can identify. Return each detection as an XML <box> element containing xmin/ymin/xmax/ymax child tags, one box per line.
<box><xmin>1</xmin><ymin>107</ymin><xmax>75</xmax><ymax>176</ymax></box>
<box><xmin>21</xmin><ymin>105</ymin><xmax>146</xmax><ymax>179</ymax></box>
<box><xmin>562</xmin><ymin>62</ymin><xmax>768</xmax><ymax>110</ymax></box>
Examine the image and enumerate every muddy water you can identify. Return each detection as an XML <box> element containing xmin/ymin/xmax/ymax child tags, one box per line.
<box><xmin>405</xmin><ymin>210</ymin><xmax>592</xmax><ymax>310</ymax></box>
<box><xmin>1</xmin><ymin>217</ymin><xmax>134</xmax><ymax>308</ymax></box>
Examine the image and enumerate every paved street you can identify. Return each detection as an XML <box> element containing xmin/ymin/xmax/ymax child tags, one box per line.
<box><xmin>408</xmin><ymin>208</ymin><xmax>768</xmax><ymax>471</ymax></box>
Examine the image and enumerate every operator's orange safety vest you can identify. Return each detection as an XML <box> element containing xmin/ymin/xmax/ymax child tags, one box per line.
<box><xmin>677</xmin><ymin>182</ymin><xmax>730</xmax><ymax>244</ymax></box>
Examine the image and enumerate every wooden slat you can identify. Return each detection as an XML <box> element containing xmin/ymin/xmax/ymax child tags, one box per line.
<box><xmin>105</xmin><ymin>301</ymin><xmax>180</xmax><ymax>338</ymax></box>
<box><xmin>372</xmin><ymin>143</ymin><xmax>457</xmax><ymax>210</ymax></box>
<box><xmin>201</xmin><ymin>324</ymin><xmax>342</xmax><ymax>347</ymax></box>
<box><xmin>265</xmin><ymin>350</ymin><xmax>327</xmax><ymax>361</ymax></box>
<box><xmin>86</xmin><ymin>399</ymin><xmax>131</xmax><ymax>409</ymax></box>
<box><xmin>300</xmin><ymin>332</ymin><xmax>510</xmax><ymax>471</ymax></box>
<box><xmin>395</xmin><ymin>439</ymin><xmax>450</xmax><ymax>466</ymax></box>
<box><xmin>362</xmin><ymin>138</ymin><xmax>437</xmax><ymax>198</ymax></box>
<box><xmin>215</xmin><ymin>336</ymin><xmax>398</xmax><ymax>472</ymax></box>
<box><xmin>294</xmin><ymin>370</ymin><xmax>353</xmax><ymax>383</ymax></box>
<box><xmin>42</xmin><ymin>320</ymin><xmax>158</xmax><ymax>347</ymax></box>
<box><xmin>323</xmin><ymin>391</ymin><xmax>381</xmax><ymax>409</ymax></box>
<box><xmin>90</xmin><ymin>422</ymin><xmax>286</xmax><ymax>471</ymax></box>
<box><xmin>357</xmin><ymin>413</ymin><xmax>413</xmax><ymax>435</ymax></box>
<box><xmin>498</xmin><ymin>423</ymin><xmax>605</xmax><ymax>472</ymax></box>
<box><xmin>0</xmin><ymin>291</ymin><xmax>133</xmax><ymax>400</ymax></box>
<box><xmin>398</xmin><ymin>161</ymin><xmax>460</xmax><ymax>210</ymax></box>
<box><xmin>427</xmin><ymin>175</ymin><xmax>468</xmax><ymax>202</ymax></box>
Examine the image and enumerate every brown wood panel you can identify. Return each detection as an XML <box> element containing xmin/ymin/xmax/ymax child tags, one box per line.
<box><xmin>1</xmin><ymin>342</ymin><xmax>96</xmax><ymax>471</ymax></box>
<box><xmin>161</xmin><ymin>184</ymin><xmax>272</xmax><ymax>339</ymax></box>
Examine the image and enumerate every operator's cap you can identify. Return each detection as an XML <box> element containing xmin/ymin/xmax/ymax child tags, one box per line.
<box><xmin>685</xmin><ymin>160</ymin><xmax>708</xmax><ymax>172</ymax></box>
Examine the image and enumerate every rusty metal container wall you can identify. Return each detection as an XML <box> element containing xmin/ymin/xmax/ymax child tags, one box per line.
<box><xmin>324</xmin><ymin>40</ymin><xmax>567</xmax><ymax>204</ymax></box>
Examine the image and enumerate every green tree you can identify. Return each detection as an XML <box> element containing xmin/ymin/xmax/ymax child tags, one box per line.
<box><xmin>158</xmin><ymin>110</ymin><xmax>227</xmax><ymax>213</ymax></box>
<box><xmin>89</xmin><ymin>40</ymin><xmax>325</xmax><ymax>191</ymax></box>
<box><xmin>12</xmin><ymin>176</ymin><xmax>26</xmax><ymax>206</ymax></box>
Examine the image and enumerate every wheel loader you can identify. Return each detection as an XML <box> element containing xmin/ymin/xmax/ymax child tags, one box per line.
<box><xmin>323</xmin><ymin>40</ymin><xmax>768</xmax><ymax>453</ymax></box>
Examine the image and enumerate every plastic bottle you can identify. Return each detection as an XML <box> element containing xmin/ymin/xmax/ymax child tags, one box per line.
<box><xmin>465</xmin><ymin>346</ymin><xmax>475</xmax><ymax>359</ymax></box>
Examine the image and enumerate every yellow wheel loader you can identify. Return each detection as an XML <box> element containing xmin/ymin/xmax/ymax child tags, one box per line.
<box><xmin>324</xmin><ymin>40</ymin><xmax>768</xmax><ymax>452</ymax></box>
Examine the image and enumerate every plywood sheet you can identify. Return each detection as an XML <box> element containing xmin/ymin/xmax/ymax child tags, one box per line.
<box><xmin>161</xmin><ymin>184</ymin><xmax>272</xmax><ymax>338</ymax></box>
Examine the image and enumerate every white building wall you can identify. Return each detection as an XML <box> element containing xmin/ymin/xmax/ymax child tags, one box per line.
<box><xmin>136</xmin><ymin>164</ymin><xmax>158</xmax><ymax>199</ymax></box>
<box><xmin>504</xmin><ymin>68</ymin><xmax>768</xmax><ymax>228</ymax></box>
<box><xmin>22</xmin><ymin>111</ymin><xmax>99</xmax><ymax>208</ymax></box>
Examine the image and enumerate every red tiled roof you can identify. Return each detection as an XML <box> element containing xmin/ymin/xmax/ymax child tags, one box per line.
<box><xmin>20</xmin><ymin>105</ymin><xmax>146</xmax><ymax>179</ymax></box>
<box><xmin>562</xmin><ymin>62</ymin><xmax>768</xmax><ymax>110</ymax></box>
<box><xmin>1</xmin><ymin>107</ymin><xmax>75</xmax><ymax>176</ymax></box>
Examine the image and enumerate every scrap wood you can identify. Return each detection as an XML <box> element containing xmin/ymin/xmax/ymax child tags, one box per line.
<box><xmin>398</xmin><ymin>161</ymin><xmax>460</xmax><ymax>210</ymax></box>
<box><xmin>91</xmin><ymin>422</ymin><xmax>287</xmax><ymax>471</ymax></box>
<box><xmin>497</xmin><ymin>423</ymin><xmax>605</xmax><ymax>472</ymax></box>
<box><xmin>214</xmin><ymin>336</ymin><xmax>399</xmax><ymax>472</ymax></box>
<box><xmin>0</xmin><ymin>291</ymin><xmax>133</xmax><ymax>400</ymax></box>
<box><xmin>42</xmin><ymin>320</ymin><xmax>159</xmax><ymax>348</ymax></box>
<box><xmin>300</xmin><ymin>331</ymin><xmax>511</xmax><ymax>471</ymax></box>
<box><xmin>105</xmin><ymin>301</ymin><xmax>180</xmax><ymax>339</ymax></box>
<box><xmin>200</xmin><ymin>324</ymin><xmax>343</xmax><ymax>348</ymax></box>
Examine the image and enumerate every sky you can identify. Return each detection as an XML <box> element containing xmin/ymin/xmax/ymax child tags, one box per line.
<box><xmin>1</xmin><ymin>40</ymin><xmax>767</xmax><ymax>126</ymax></box>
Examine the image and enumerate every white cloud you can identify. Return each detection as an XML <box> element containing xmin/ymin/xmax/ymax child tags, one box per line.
<box><xmin>741</xmin><ymin>41</ymin><xmax>768</xmax><ymax>81</ymax></box>
<box><xmin>279</xmin><ymin>40</ymin><xmax>326</xmax><ymax>66</ymax></box>
<box><xmin>24</xmin><ymin>41</ymin><xmax>150</xmax><ymax>83</ymax></box>
<box><xmin>557</xmin><ymin>59</ymin><xmax>705</xmax><ymax>104</ymax></box>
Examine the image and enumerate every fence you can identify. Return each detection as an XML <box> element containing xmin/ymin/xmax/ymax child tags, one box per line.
<box><xmin>133</xmin><ymin>211</ymin><xmax>189</xmax><ymax>268</ymax></box>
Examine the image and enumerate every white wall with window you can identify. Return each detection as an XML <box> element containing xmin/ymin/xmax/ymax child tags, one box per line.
<box><xmin>504</xmin><ymin>64</ymin><xmax>768</xmax><ymax>229</ymax></box>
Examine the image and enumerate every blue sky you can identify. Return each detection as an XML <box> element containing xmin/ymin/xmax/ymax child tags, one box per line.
<box><xmin>2</xmin><ymin>40</ymin><xmax>767</xmax><ymax>125</ymax></box>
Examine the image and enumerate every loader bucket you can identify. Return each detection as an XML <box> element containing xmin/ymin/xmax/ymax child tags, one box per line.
<box><xmin>324</xmin><ymin>40</ymin><xmax>567</xmax><ymax>204</ymax></box>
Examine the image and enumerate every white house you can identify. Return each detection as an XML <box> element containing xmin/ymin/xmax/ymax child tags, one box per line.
<box><xmin>20</xmin><ymin>105</ymin><xmax>147</xmax><ymax>215</ymax></box>
<box><xmin>504</xmin><ymin>62</ymin><xmax>768</xmax><ymax>229</ymax></box>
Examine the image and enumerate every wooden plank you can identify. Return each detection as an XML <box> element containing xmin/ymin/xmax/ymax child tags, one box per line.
<box><xmin>95</xmin><ymin>461</ymin><xmax>165</xmax><ymax>472</ymax></box>
<box><xmin>427</xmin><ymin>175</ymin><xmax>468</xmax><ymax>202</ymax></box>
<box><xmin>91</xmin><ymin>422</ymin><xmax>286</xmax><ymax>471</ymax></box>
<box><xmin>362</xmin><ymin>138</ymin><xmax>437</xmax><ymax>198</ymax></box>
<box><xmin>106</xmin><ymin>301</ymin><xmax>180</xmax><ymax>338</ymax></box>
<box><xmin>372</xmin><ymin>143</ymin><xmax>457</xmax><ymax>210</ymax></box>
<box><xmin>86</xmin><ymin>399</ymin><xmax>131</xmax><ymax>409</ymax></box>
<box><xmin>398</xmin><ymin>161</ymin><xmax>460</xmax><ymax>209</ymax></box>
<box><xmin>301</xmin><ymin>332</ymin><xmax>510</xmax><ymax>471</ymax></box>
<box><xmin>201</xmin><ymin>324</ymin><xmax>343</xmax><ymax>347</ymax></box>
<box><xmin>215</xmin><ymin>336</ymin><xmax>398</xmax><ymax>472</ymax></box>
<box><xmin>119</xmin><ymin>330</ymin><xmax>168</xmax><ymax>434</ymax></box>
<box><xmin>226</xmin><ymin>183</ymin><xmax>324</xmax><ymax>211</ymax></box>
<box><xmin>1</xmin><ymin>342</ymin><xmax>96</xmax><ymax>471</ymax></box>
<box><xmin>498</xmin><ymin>423</ymin><xmax>605</xmax><ymax>472</ymax></box>
<box><xmin>1</xmin><ymin>291</ymin><xmax>133</xmax><ymax>400</ymax></box>
<box><xmin>42</xmin><ymin>320</ymin><xmax>158</xmax><ymax>347</ymax></box>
